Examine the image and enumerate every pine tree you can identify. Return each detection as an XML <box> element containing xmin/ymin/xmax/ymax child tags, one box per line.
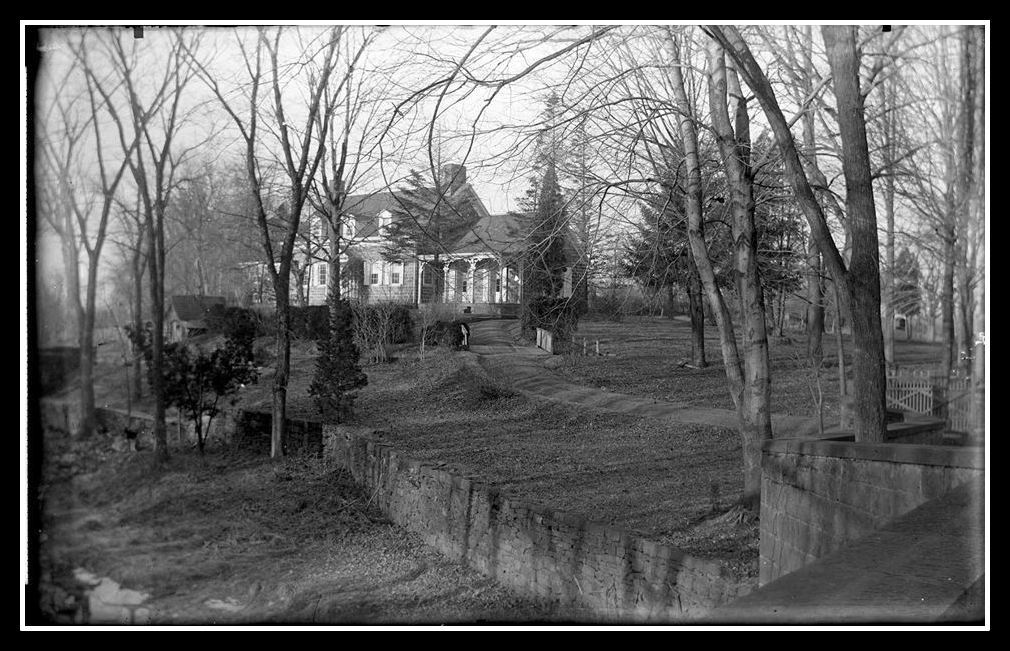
<box><xmin>383</xmin><ymin>169</ymin><xmax>480</xmax><ymax>300</ymax></box>
<box><xmin>520</xmin><ymin>162</ymin><xmax>569</xmax><ymax>299</ymax></box>
<box><xmin>309</xmin><ymin>298</ymin><xmax>367</xmax><ymax>423</ymax></box>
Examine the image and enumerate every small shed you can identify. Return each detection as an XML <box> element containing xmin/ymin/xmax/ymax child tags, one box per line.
<box><xmin>167</xmin><ymin>295</ymin><xmax>225</xmax><ymax>342</ymax></box>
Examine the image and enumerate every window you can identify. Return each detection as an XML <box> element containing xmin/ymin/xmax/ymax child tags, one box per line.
<box><xmin>317</xmin><ymin>262</ymin><xmax>328</xmax><ymax>287</ymax></box>
<box><xmin>495</xmin><ymin>276</ymin><xmax>501</xmax><ymax>293</ymax></box>
<box><xmin>368</xmin><ymin>261</ymin><xmax>381</xmax><ymax>286</ymax></box>
<box><xmin>390</xmin><ymin>261</ymin><xmax>403</xmax><ymax>285</ymax></box>
<box><xmin>378</xmin><ymin>211</ymin><xmax>391</xmax><ymax>231</ymax></box>
<box><xmin>421</xmin><ymin>264</ymin><xmax>434</xmax><ymax>286</ymax></box>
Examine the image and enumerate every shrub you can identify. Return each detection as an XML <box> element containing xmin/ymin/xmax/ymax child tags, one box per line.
<box><xmin>350</xmin><ymin>302</ymin><xmax>416</xmax><ymax>364</ymax></box>
<box><xmin>206</xmin><ymin>305</ymin><xmax>262</xmax><ymax>342</ymax></box>
<box><xmin>520</xmin><ymin>296</ymin><xmax>580</xmax><ymax>350</ymax></box>
<box><xmin>289</xmin><ymin>305</ymin><xmax>330</xmax><ymax>341</ymax></box>
<box><xmin>422</xmin><ymin>319</ymin><xmax>469</xmax><ymax>349</ymax></box>
<box><xmin>160</xmin><ymin>332</ymin><xmax>259</xmax><ymax>454</ymax></box>
<box><xmin>309</xmin><ymin>299</ymin><xmax>368</xmax><ymax>423</ymax></box>
<box><xmin>386</xmin><ymin>304</ymin><xmax>415</xmax><ymax>344</ymax></box>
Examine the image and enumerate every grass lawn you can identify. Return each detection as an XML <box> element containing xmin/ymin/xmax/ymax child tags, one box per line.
<box><xmin>349</xmin><ymin>348</ymin><xmax>758</xmax><ymax>578</ymax></box>
<box><xmin>554</xmin><ymin>316</ymin><xmax>944</xmax><ymax>423</ymax></box>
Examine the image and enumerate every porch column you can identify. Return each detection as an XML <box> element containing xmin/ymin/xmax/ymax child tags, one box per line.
<box><xmin>467</xmin><ymin>259</ymin><xmax>476</xmax><ymax>304</ymax></box>
<box><xmin>416</xmin><ymin>259</ymin><xmax>423</xmax><ymax>306</ymax></box>
<box><xmin>444</xmin><ymin>259</ymin><xmax>453</xmax><ymax>302</ymax></box>
<box><xmin>517</xmin><ymin>259</ymin><xmax>524</xmax><ymax>303</ymax></box>
<box><xmin>502</xmin><ymin>261</ymin><xmax>510</xmax><ymax>303</ymax></box>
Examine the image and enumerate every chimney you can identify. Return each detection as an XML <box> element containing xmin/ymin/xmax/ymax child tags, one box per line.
<box><xmin>440</xmin><ymin>163</ymin><xmax>466</xmax><ymax>195</ymax></box>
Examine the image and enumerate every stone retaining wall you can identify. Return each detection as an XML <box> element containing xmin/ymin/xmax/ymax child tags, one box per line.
<box><xmin>323</xmin><ymin>424</ymin><xmax>753</xmax><ymax>622</ymax></box>
<box><xmin>759</xmin><ymin>438</ymin><xmax>984</xmax><ymax>585</ymax></box>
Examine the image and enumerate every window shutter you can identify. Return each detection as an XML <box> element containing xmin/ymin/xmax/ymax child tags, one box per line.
<box><xmin>363</xmin><ymin>261</ymin><xmax>371</xmax><ymax>285</ymax></box>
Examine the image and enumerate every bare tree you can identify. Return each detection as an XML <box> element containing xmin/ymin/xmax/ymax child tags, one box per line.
<box><xmin>188</xmin><ymin>26</ymin><xmax>362</xmax><ymax>458</ymax></box>
<box><xmin>706</xmin><ymin>25</ymin><xmax>894</xmax><ymax>442</ymax></box>
<box><xmin>109</xmin><ymin>194</ymin><xmax>148</xmax><ymax>403</ymax></box>
<box><xmin>36</xmin><ymin>33</ymin><xmax>141</xmax><ymax>437</ymax></box>
<box><xmin>70</xmin><ymin>28</ymin><xmax>208</xmax><ymax>462</ymax></box>
<box><xmin>660</xmin><ymin>30</ymin><xmax>771</xmax><ymax>504</ymax></box>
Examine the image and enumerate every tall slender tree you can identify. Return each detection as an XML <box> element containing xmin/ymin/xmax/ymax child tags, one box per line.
<box><xmin>188</xmin><ymin>26</ymin><xmax>356</xmax><ymax>458</ymax></box>
<box><xmin>709</xmin><ymin>25</ymin><xmax>889</xmax><ymax>442</ymax></box>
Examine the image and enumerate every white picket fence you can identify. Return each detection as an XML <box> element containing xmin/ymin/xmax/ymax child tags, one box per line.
<box><xmin>885</xmin><ymin>371</ymin><xmax>983</xmax><ymax>434</ymax></box>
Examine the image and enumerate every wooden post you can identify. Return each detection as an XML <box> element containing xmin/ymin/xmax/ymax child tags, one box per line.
<box><xmin>596</xmin><ymin>340</ymin><xmax>600</xmax><ymax>355</ymax></box>
<box><xmin>583</xmin><ymin>338</ymin><xmax>587</xmax><ymax>356</ymax></box>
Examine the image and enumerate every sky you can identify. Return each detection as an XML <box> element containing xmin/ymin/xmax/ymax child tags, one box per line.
<box><xmin>24</xmin><ymin>21</ymin><xmax>990</xmax><ymax>324</ymax></box>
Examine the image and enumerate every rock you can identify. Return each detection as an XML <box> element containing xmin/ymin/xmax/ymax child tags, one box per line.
<box><xmin>133</xmin><ymin>607</ymin><xmax>152</xmax><ymax>624</ymax></box>
<box><xmin>73</xmin><ymin>568</ymin><xmax>103</xmax><ymax>587</ymax></box>
<box><xmin>86</xmin><ymin>577</ymin><xmax>151</xmax><ymax>625</ymax></box>
<box><xmin>92</xmin><ymin>577</ymin><xmax>149</xmax><ymax>606</ymax></box>
<box><xmin>205</xmin><ymin>597</ymin><xmax>244</xmax><ymax>613</ymax></box>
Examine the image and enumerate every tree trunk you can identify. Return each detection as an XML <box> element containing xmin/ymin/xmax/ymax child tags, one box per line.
<box><xmin>955</xmin><ymin>25</ymin><xmax>979</xmax><ymax>378</ymax></box>
<box><xmin>710</xmin><ymin>40</ymin><xmax>772</xmax><ymax>503</ymax></box>
<box><xmin>881</xmin><ymin>76</ymin><xmax>897</xmax><ymax>368</ymax></box>
<box><xmin>940</xmin><ymin>225</ymin><xmax>956</xmax><ymax>377</ymax></box>
<box><xmin>687</xmin><ymin>252</ymin><xmax>707</xmax><ymax>367</ymax></box>
<box><xmin>834</xmin><ymin>282</ymin><xmax>848</xmax><ymax>407</ymax></box>
<box><xmin>710</xmin><ymin>26</ymin><xmax>887</xmax><ymax>443</ymax></box>
<box><xmin>671</xmin><ymin>32</ymin><xmax>765</xmax><ymax>504</ymax></box>
<box><xmin>821</xmin><ymin>26</ymin><xmax>887</xmax><ymax>442</ymax></box>
<box><xmin>150</xmin><ymin>217</ymin><xmax>170</xmax><ymax>464</ymax></box>
<box><xmin>798</xmin><ymin>25</ymin><xmax>824</xmax><ymax>369</ymax></box>
<box><xmin>78</xmin><ymin>306</ymin><xmax>97</xmax><ymax>437</ymax></box>
<box><xmin>271</xmin><ymin>281</ymin><xmax>291</xmax><ymax>459</ymax></box>
<box><xmin>131</xmin><ymin>247</ymin><xmax>144</xmax><ymax>402</ymax></box>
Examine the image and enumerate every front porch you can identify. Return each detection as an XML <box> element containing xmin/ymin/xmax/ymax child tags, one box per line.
<box><xmin>416</xmin><ymin>254</ymin><xmax>522</xmax><ymax>313</ymax></box>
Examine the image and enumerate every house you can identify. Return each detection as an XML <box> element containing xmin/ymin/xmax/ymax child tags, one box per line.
<box><xmin>294</xmin><ymin>163</ymin><xmax>586</xmax><ymax>316</ymax></box>
<box><xmin>167</xmin><ymin>295</ymin><xmax>226</xmax><ymax>342</ymax></box>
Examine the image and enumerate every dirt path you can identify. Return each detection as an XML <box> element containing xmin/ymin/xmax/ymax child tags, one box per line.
<box><xmin>469</xmin><ymin>320</ymin><xmax>822</xmax><ymax>438</ymax></box>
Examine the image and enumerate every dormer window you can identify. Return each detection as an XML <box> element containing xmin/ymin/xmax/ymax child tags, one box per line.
<box><xmin>378</xmin><ymin>210</ymin><xmax>391</xmax><ymax>232</ymax></box>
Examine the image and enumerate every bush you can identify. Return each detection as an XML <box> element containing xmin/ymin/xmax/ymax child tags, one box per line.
<box><xmin>422</xmin><ymin>320</ymin><xmax>469</xmax><ymax>349</ymax></box>
<box><xmin>520</xmin><ymin>296</ymin><xmax>580</xmax><ymax>350</ymax></box>
<box><xmin>309</xmin><ymin>299</ymin><xmax>367</xmax><ymax>423</ymax></box>
<box><xmin>289</xmin><ymin>305</ymin><xmax>330</xmax><ymax>341</ymax></box>
<box><xmin>160</xmin><ymin>331</ymin><xmax>259</xmax><ymax>454</ymax></box>
<box><xmin>206</xmin><ymin>305</ymin><xmax>263</xmax><ymax>342</ymax></box>
<box><xmin>387</xmin><ymin>305</ymin><xmax>415</xmax><ymax>344</ymax></box>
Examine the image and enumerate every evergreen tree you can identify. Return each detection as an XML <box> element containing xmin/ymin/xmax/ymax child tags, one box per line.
<box><xmin>383</xmin><ymin>169</ymin><xmax>480</xmax><ymax>300</ymax></box>
<box><xmin>309</xmin><ymin>298</ymin><xmax>367</xmax><ymax>423</ymax></box>
<box><xmin>520</xmin><ymin>162</ymin><xmax>569</xmax><ymax>299</ymax></box>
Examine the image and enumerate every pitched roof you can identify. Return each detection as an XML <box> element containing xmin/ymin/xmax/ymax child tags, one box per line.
<box><xmin>341</xmin><ymin>183</ymin><xmax>489</xmax><ymax>240</ymax></box>
<box><xmin>446</xmin><ymin>211</ymin><xmax>583</xmax><ymax>262</ymax></box>
<box><xmin>170</xmin><ymin>295</ymin><xmax>225</xmax><ymax>322</ymax></box>
<box><xmin>448</xmin><ymin>212</ymin><xmax>525</xmax><ymax>255</ymax></box>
